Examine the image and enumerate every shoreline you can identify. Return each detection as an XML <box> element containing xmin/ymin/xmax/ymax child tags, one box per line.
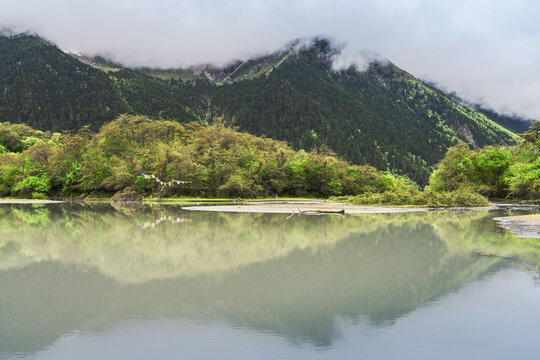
<box><xmin>0</xmin><ymin>198</ymin><xmax>536</xmax><ymax>214</ymax></box>
<box><xmin>493</xmin><ymin>214</ymin><xmax>540</xmax><ymax>238</ymax></box>
<box><xmin>0</xmin><ymin>198</ymin><xmax>489</xmax><ymax>212</ymax></box>
<box><xmin>0</xmin><ymin>199</ymin><xmax>65</xmax><ymax>204</ymax></box>
<box><xmin>2</xmin><ymin>198</ymin><xmax>538</xmax><ymax>233</ymax></box>
<box><xmin>181</xmin><ymin>201</ymin><xmax>499</xmax><ymax>214</ymax></box>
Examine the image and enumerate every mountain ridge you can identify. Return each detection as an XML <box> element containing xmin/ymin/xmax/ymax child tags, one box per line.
<box><xmin>0</xmin><ymin>33</ymin><xmax>532</xmax><ymax>184</ymax></box>
<box><xmin>88</xmin><ymin>38</ymin><xmax>533</xmax><ymax>135</ymax></box>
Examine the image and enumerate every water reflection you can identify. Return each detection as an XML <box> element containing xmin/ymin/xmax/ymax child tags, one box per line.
<box><xmin>0</xmin><ymin>203</ymin><xmax>535</xmax><ymax>356</ymax></box>
<box><xmin>140</xmin><ymin>215</ymin><xmax>191</xmax><ymax>229</ymax></box>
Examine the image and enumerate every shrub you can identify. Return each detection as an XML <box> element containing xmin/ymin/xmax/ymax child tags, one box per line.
<box><xmin>11</xmin><ymin>174</ymin><xmax>50</xmax><ymax>198</ymax></box>
<box><xmin>334</xmin><ymin>187</ymin><xmax>489</xmax><ymax>207</ymax></box>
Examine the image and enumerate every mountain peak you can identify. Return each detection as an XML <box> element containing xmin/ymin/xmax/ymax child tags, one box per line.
<box><xmin>188</xmin><ymin>37</ymin><xmax>358</xmax><ymax>84</ymax></box>
<box><xmin>0</xmin><ymin>31</ymin><xmax>528</xmax><ymax>185</ymax></box>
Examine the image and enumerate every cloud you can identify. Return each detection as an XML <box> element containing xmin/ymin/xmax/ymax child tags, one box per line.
<box><xmin>1</xmin><ymin>0</ymin><xmax>539</xmax><ymax>119</ymax></box>
<box><xmin>331</xmin><ymin>46</ymin><xmax>389</xmax><ymax>72</ymax></box>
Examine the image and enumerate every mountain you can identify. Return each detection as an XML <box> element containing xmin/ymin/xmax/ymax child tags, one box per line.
<box><xmin>0</xmin><ymin>34</ymin><xmax>530</xmax><ymax>184</ymax></box>
<box><xmin>0</xmin><ymin>34</ymin><xmax>205</xmax><ymax>130</ymax></box>
<box><xmin>475</xmin><ymin>106</ymin><xmax>533</xmax><ymax>134</ymax></box>
<box><xmin>0</xmin><ymin>35</ymin><xmax>127</xmax><ymax>130</ymax></box>
<box><xmin>178</xmin><ymin>39</ymin><xmax>522</xmax><ymax>183</ymax></box>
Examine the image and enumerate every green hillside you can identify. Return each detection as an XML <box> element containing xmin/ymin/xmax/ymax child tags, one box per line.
<box><xmin>475</xmin><ymin>106</ymin><xmax>533</xmax><ymax>134</ymax></box>
<box><xmin>0</xmin><ymin>35</ymin><xmax>127</xmax><ymax>130</ymax></box>
<box><xmin>197</xmin><ymin>39</ymin><xmax>518</xmax><ymax>183</ymax></box>
<box><xmin>0</xmin><ymin>34</ymin><xmax>529</xmax><ymax>185</ymax></box>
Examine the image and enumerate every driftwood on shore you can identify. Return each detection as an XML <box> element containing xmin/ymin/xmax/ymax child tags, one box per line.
<box><xmin>299</xmin><ymin>209</ymin><xmax>345</xmax><ymax>214</ymax></box>
<box><xmin>287</xmin><ymin>208</ymin><xmax>345</xmax><ymax>218</ymax></box>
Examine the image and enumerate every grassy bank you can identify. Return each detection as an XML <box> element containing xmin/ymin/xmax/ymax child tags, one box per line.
<box><xmin>332</xmin><ymin>188</ymin><xmax>490</xmax><ymax>207</ymax></box>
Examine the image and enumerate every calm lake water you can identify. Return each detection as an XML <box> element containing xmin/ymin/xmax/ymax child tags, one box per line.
<box><xmin>1</xmin><ymin>203</ymin><xmax>539</xmax><ymax>359</ymax></box>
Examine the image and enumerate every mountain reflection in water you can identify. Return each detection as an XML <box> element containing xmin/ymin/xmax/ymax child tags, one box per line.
<box><xmin>0</xmin><ymin>203</ymin><xmax>535</xmax><ymax>356</ymax></box>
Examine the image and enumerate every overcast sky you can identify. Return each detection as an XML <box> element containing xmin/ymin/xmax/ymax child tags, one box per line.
<box><xmin>1</xmin><ymin>0</ymin><xmax>539</xmax><ymax>119</ymax></box>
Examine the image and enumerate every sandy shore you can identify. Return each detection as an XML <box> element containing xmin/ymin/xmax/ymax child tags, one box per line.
<box><xmin>0</xmin><ymin>199</ymin><xmax>64</xmax><ymax>204</ymax></box>
<box><xmin>182</xmin><ymin>201</ymin><xmax>497</xmax><ymax>214</ymax></box>
<box><xmin>494</xmin><ymin>214</ymin><xmax>540</xmax><ymax>238</ymax></box>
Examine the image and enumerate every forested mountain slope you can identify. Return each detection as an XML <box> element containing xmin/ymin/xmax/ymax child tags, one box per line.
<box><xmin>0</xmin><ymin>35</ymin><xmax>127</xmax><ymax>130</ymax></box>
<box><xmin>0</xmin><ymin>34</ymin><xmax>529</xmax><ymax>184</ymax></box>
<box><xmin>194</xmin><ymin>39</ymin><xmax>518</xmax><ymax>183</ymax></box>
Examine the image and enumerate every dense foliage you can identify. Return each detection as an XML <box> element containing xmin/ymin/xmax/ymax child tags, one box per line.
<box><xmin>0</xmin><ymin>35</ymin><xmax>524</xmax><ymax>186</ymax></box>
<box><xmin>427</xmin><ymin>122</ymin><xmax>540</xmax><ymax>200</ymax></box>
<box><xmin>0</xmin><ymin>116</ymin><xmax>405</xmax><ymax>199</ymax></box>
<box><xmin>334</xmin><ymin>187</ymin><xmax>489</xmax><ymax>207</ymax></box>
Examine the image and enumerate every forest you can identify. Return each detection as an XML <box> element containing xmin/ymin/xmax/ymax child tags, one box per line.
<box><xmin>0</xmin><ymin>115</ymin><xmax>405</xmax><ymax>200</ymax></box>
<box><xmin>1</xmin><ymin>35</ymin><xmax>537</xmax><ymax>205</ymax></box>
<box><xmin>427</xmin><ymin>121</ymin><xmax>540</xmax><ymax>200</ymax></box>
<box><xmin>337</xmin><ymin>121</ymin><xmax>540</xmax><ymax>205</ymax></box>
<box><xmin>1</xmin><ymin>115</ymin><xmax>536</xmax><ymax>205</ymax></box>
<box><xmin>1</xmin><ymin>34</ymin><xmax>530</xmax><ymax>186</ymax></box>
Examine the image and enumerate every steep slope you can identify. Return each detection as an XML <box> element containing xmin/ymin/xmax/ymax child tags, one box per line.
<box><xmin>106</xmin><ymin>69</ymin><xmax>205</xmax><ymax>122</ymax></box>
<box><xmin>0</xmin><ymin>34</ymin><xmax>127</xmax><ymax>130</ymax></box>
<box><xmin>200</xmin><ymin>39</ymin><xmax>517</xmax><ymax>183</ymax></box>
<box><xmin>475</xmin><ymin>106</ymin><xmax>533</xmax><ymax>134</ymax></box>
<box><xmin>0</xmin><ymin>34</ymin><xmax>527</xmax><ymax>184</ymax></box>
<box><xmin>0</xmin><ymin>35</ymin><xmax>204</xmax><ymax>130</ymax></box>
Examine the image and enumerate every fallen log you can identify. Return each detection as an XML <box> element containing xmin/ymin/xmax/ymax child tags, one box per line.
<box><xmin>299</xmin><ymin>209</ymin><xmax>345</xmax><ymax>215</ymax></box>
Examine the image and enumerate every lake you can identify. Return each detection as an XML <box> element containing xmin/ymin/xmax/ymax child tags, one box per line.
<box><xmin>1</xmin><ymin>203</ymin><xmax>539</xmax><ymax>359</ymax></box>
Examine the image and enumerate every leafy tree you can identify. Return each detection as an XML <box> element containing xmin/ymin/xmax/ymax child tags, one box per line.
<box><xmin>0</xmin><ymin>115</ymin><xmax>411</xmax><ymax>199</ymax></box>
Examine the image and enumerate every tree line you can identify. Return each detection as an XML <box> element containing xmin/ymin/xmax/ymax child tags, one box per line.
<box><xmin>427</xmin><ymin>121</ymin><xmax>540</xmax><ymax>200</ymax></box>
<box><xmin>0</xmin><ymin>115</ymin><xmax>404</xmax><ymax>199</ymax></box>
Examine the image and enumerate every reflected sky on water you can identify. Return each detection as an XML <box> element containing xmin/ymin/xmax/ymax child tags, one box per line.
<box><xmin>1</xmin><ymin>203</ymin><xmax>539</xmax><ymax>359</ymax></box>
